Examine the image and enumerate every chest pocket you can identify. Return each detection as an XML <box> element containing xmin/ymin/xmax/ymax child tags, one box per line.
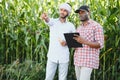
<box><xmin>84</xmin><ymin>28</ymin><xmax>95</xmax><ymax>41</ymax></box>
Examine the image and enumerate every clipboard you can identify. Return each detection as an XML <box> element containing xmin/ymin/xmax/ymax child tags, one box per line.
<box><xmin>64</xmin><ymin>33</ymin><xmax>83</xmax><ymax>48</ymax></box>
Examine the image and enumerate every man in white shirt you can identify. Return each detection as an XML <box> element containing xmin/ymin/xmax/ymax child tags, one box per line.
<box><xmin>41</xmin><ymin>3</ymin><xmax>75</xmax><ymax>80</ymax></box>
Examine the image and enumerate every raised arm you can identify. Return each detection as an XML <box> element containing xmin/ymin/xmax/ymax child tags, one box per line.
<box><xmin>41</xmin><ymin>13</ymin><xmax>50</xmax><ymax>23</ymax></box>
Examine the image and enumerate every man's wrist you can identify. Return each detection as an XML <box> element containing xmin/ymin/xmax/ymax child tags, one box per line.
<box><xmin>85</xmin><ymin>41</ymin><xmax>90</xmax><ymax>46</ymax></box>
<box><xmin>45</xmin><ymin>18</ymin><xmax>49</xmax><ymax>23</ymax></box>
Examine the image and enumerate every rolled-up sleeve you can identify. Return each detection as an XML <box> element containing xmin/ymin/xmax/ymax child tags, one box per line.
<box><xmin>94</xmin><ymin>25</ymin><xmax>104</xmax><ymax>49</ymax></box>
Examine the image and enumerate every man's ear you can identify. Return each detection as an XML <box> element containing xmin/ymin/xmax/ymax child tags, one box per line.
<box><xmin>88</xmin><ymin>11</ymin><xmax>90</xmax><ymax>15</ymax></box>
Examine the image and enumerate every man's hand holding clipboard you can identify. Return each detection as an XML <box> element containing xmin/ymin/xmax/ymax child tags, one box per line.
<box><xmin>73</xmin><ymin>34</ymin><xmax>87</xmax><ymax>45</ymax></box>
<box><xmin>64</xmin><ymin>33</ymin><xmax>83</xmax><ymax>48</ymax></box>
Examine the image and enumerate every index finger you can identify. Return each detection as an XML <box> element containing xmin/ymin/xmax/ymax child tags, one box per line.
<box><xmin>74</xmin><ymin>34</ymin><xmax>79</xmax><ymax>37</ymax></box>
<box><xmin>43</xmin><ymin>13</ymin><xmax>47</xmax><ymax>16</ymax></box>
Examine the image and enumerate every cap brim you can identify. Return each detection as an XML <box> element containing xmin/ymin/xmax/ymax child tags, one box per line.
<box><xmin>75</xmin><ymin>9</ymin><xmax>88</xmax><ymax>13</ymax></box>
<box><xmin>74</xmin><ymin>10</ymin><xmax>80</xmax><ymax>13</ymax></box>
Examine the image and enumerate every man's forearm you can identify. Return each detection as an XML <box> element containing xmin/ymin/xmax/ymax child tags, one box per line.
<box><xmin>85</xmin><ymin>41</ymin><xmax>100</xmax><ymax>48</ymax></box>
<box><xmin>45</xmin><ymin>18</ymin><xmax>50</xmax><ymax>23</ymax></box>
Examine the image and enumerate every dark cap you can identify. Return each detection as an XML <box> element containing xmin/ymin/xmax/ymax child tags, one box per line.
<box><xmin>75</xmin><ymin>5</ymin><xmax>90</xmax><ymax>13</ymax></box>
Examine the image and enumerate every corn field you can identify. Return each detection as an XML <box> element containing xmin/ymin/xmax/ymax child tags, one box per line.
<box><xmin>0</xmin><ymin>0</ymin><xmax>120</xmax><ymax>80</ymax></box>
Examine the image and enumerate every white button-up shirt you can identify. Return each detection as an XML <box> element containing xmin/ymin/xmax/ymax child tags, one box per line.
<box><xmin>46</xmin><ymin>18</ymin><xmax>75</xmax><ymax>63</ymax></box>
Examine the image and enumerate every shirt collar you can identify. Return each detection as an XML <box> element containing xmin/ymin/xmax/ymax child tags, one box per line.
<box><xmin>58</xmin><ymin>18</ymin><xmax>67</xmax><ymax>23</ymax></box>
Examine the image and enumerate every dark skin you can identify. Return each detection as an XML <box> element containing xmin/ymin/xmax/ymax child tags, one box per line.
<box><xmin>73</xmin><ymin>10</ymin><xmax>100</xmax><ymax>49</ymax></box>
<box><xmin>41</xmin><ymin>8</ymin><xmax>69</xmax><ymax>46</ymax></box>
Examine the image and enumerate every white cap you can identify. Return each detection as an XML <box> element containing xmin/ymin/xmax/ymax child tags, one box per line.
<box><xmin>59</xmin><ymin>3</ymin><xmax>72</xmax><ymax>15</ymax></box>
